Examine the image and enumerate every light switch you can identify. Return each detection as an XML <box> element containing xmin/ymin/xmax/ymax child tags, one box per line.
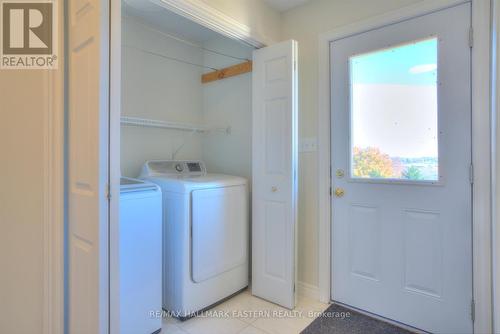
<box><xmin>299</xmin><ymin>137</ymin><xmax>317</xmax><ymax>153</ymax></box>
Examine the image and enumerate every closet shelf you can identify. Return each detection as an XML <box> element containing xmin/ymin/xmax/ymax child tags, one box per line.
<box><xmin>121</xmin><ymin>116</ymin><xmax>208</xmax><ymax>133</ymax></box>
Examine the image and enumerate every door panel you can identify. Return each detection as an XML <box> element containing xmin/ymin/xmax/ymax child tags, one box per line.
<box><xmin>348</xmin><ymin>204</ymin><xmax>380</xmax><ymax>281</ymax></box>
<box><xmin>68</xmin><ymin>0</ymin><xmax>109</xmax><ymax>332</ymax></box>
<box><xmin>403</xmin><ymin>209</ymin><xmax>442</xmax><ymax>298</ymax></box>
<box><xmin>264</xmin><ymin>202</ymin><xmax>288</xmax><ymax>280</ymax></box>
<box><xmin>265</xmin><ymin>100</ymin><xmax>287</xmax><ymax>174</ymax></box>
<box><xmin>252</xmin><ymin>40</ymin><xmax>298</xmax><ymax>309</ymax></box>
<box><xmin>331</xmin><ymin>4</ymin><xmax>472</xmax><ymax>333</ymax></box>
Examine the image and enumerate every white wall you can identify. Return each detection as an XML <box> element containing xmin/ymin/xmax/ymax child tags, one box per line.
<box><xmin>281</xmin><ymin>0</ymin><xmax>425</xmax><ymax>289</ymax></box>
<box><xmin>121</xmin><ymin>17</ymin><xmax>205</xmax><ymax>177</ymax></box>
<box><xmin>202</xmin><ymin>37</ymin><xmax>253</xmax><ymax>182</ymax></box>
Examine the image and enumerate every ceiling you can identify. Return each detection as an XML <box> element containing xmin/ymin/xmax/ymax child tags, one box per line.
<box><xmin>264</xmin><ymin>0</ymin><xmax>310</xmax><ymax>12</ymax></box>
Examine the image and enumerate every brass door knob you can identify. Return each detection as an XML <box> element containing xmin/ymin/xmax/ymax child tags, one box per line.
<box><xmin>334</xmin><ymin>187</ymin><xmax>345</xmax><ymax>197</ymax></box>
<box><xmin>271</xmin><ymin>186</ymin><xmax>278</xmax><ymax>192</ymax></box>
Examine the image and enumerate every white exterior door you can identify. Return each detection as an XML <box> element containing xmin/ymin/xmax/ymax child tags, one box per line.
<box><xmin>331</xmin><ymin>4</ymin><xmax>472</xmax><ymax>333</ymax></box>
<box><xmin>68</xmin><ymin>0</ymin><xmax>110</xmax><ymax>332</ymax></box>
<box><xmin>252</xmin><ymin>40</ymin><xmax>298</xmax><ymax>309</ymax></box>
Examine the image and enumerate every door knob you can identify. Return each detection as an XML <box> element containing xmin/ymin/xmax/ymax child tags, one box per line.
<box><xmin>334</xmin><ymin>187</ymin><xmax>345</xmax><ymax>197</ymax></box>
<box><xmin>271</xmin><ymin>186</ymin><xmax>278</xmax><ymax>192</ymax></box>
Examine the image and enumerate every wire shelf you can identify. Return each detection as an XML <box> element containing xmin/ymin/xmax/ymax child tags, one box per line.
<box><xmin>121</xmin><ymin>116</ymin><xmax>208</xmax><ymax>133</ymax></box>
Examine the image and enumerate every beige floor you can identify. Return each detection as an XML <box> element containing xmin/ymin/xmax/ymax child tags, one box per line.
<box><xmin>161</xmin><ymin>289</ymin><xmax>330</xmax><ymax>334</ymax></box>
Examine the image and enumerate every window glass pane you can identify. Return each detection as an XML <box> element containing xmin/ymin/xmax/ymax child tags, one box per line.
<box><xmin>350</xmin><ymin>38</ymin><xmax>438</xmax><ymax>181</ymax></box>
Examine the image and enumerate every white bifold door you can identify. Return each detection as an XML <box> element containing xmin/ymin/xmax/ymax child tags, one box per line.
<box><xmin>68</xmin><ymin>0</ymin><xmax>110</xmax><ymax>333</ymax></box>
<box><xmin>252</xmin><ymin>40</ymin><xmax>298</xmax><ymax>309</ymax></box>
<box><xmin>331</xmin><ymin>4</ymin><xmax>472</xmax><ymax>333</ymax></box>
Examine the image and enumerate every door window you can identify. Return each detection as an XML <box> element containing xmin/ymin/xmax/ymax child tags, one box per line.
<box><xmin>350</xmin><ymin>38</ymin><xmax>439</xmax><ymax>181</ymax></box>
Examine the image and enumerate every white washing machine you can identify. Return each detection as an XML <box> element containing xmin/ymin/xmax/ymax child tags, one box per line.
<box><xmin>140</xmin><ymin>160</ymin><xmax>249</xmax><ymax>318</ymax></box>
<box><xmin>119</xmin><ymin>177</ymin><xmax>162</xmax><ymax>334</ymax></box>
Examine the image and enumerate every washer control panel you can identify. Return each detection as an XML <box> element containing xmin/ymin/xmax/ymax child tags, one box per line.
<box><xmin>141</xmin><ymin>160</ymin><xmax>206</xmax><ymax>177</ymax></box>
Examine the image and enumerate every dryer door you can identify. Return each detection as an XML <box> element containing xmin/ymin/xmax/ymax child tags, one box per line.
<box><xmin>191</xmin><ymin>185</ymin><xmax>248</xmax><ymax>283</ymax></box>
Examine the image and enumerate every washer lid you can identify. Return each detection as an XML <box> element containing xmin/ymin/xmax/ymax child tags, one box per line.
<box><xmin>120</xmin><ymin>177</ymin><xmax>159</xmax><ymax>193</ymax></box>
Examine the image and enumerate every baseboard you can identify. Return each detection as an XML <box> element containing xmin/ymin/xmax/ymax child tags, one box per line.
<box><xmin>297</xmin><ymin>281</ymin><xmax>319</xmax><ymax>300</ymax></box>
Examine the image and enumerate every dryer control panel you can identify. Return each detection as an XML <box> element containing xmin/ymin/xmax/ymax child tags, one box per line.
<box><xmin>141</xmin><ymin>160</ymin><xmax>207</xmax><ymax>177</ymax></box>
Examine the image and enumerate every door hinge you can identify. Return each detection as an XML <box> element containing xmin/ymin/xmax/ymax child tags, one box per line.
<box><xmin>471</xmin><ymin>299</ymin><xmax>475</xmax><ymax>322</ymax></box>
<box><xmin>106</xmin><ymin>183</ymin><xmax>111</xmax><ymax>200</ymax></box>
<box><xmin>469</xmin><ymin>163</ymin><xmax>474</xmax><ymax>185</ymax></box>
<box><xmin>469</xmin><ymin>27</ymin><xmax>474</xmax><ymax>48</ymax></box>
<box><xmin>329</xmin><ymin>186</ymin><xmax>332</xmax><ymax>197</ymax></box>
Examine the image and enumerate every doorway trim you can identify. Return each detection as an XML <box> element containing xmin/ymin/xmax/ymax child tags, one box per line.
<box><xmin>492</xmin><ymin>0</ymin><xmax>500</xmax><ymax>332</ymax></box>
<box><xmin>317</xmin><ymin>0</ymin><xmax>493</xmax><ymax>332</ymax></box>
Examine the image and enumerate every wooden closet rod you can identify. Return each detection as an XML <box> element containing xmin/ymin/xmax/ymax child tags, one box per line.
<box><xmin>202</xmin><ymin>61</ymin><xmax>252</xmax><ymax>83</ymax></box>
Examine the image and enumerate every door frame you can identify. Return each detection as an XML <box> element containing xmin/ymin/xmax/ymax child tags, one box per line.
<box><xmin>109</xmin><ymin>0</ymin><xmax>121</xmax><ymax>332</ymax></box>
<box><xmin>317</xmin><ymin>0</ymin><xmax>495</xmax><ymax>333</ymax></box>
<box><xmin>108</xmin><ymin>1</ymin><xmax>268</xmax><ymax>333</ymax></box>
<box><xmin>492</xmin><ymin>0</ymin><xmax>500</xmax><ymax>332</ymax></box>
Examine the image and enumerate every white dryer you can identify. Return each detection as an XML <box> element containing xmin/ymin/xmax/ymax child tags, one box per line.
<box><xmin>140</xmin><ymin>160</ymin><xmax>249</xmax><ymax>318</ymax></box>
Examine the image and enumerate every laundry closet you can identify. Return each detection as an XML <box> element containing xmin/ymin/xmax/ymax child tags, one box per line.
<box><xmin>116</xmin><ymin>1</ymin><xmax>298</xmax><ymax>333</ymax></box>
<box><xmin>121</xmin><ymin>2</ymin><xmax>254</xmax><ymax>180</ymax></box>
